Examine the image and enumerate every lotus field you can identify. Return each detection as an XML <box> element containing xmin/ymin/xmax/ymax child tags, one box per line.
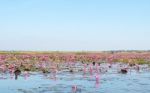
<box><xmin>0</xmin><ymin>51</ymin><xmax>150</xmax><ymax>93</ymax></box>
<box><xmin>0</xmin><ymin>51</ymin><xmax>150</xmax><ymax>72</ymax></box>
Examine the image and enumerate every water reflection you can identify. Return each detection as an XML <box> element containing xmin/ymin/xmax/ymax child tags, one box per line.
<box><xmin>95</xmin><ymin>82</ymin><xmax>100</xmax><ymax>88</ymax></box>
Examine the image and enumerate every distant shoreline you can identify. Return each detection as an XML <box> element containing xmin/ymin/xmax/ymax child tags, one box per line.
<box><xmin>0</xmin><ymin>50</ymin><xmax>150</xmax><ymax>54</ymax></box>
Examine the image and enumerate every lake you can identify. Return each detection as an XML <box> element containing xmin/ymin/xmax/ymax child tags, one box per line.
<box><xmin>0</xmin><ymin>63</ymin><xmax>150</xmax><ymax>93</ymax></box>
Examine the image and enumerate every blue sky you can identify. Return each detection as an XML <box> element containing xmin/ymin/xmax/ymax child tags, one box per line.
<box><xmin>0</xmin><ymin>0</ymin><xmax>150</xmax><ymax>51</ymax></box>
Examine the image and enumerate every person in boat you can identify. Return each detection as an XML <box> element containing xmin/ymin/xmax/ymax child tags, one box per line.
<box><xmin>120</xmin><ymin>68</ymin><xmax>128</xmax><ymax>74</ymax></box>
<box><xmin>14</xmin><ymin>68</ymin><xmax>21</xmax><ymax>80</ymax></box>
<box><xmin>93</xmin><ymin>62</ymin><xmax>96</xmax><ymax>66</ymax></box>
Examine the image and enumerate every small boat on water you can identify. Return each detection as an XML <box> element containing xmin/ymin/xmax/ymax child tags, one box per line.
<box><xmin>120</xmin><ymin>68</ymin><xmax>128</xmax><ymax>74</ymax></box>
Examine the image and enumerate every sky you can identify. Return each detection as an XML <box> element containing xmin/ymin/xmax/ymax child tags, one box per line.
<box><xmin>0</xmin><ymin>0</ymin><xmax>150</xmax><ymax>51</ymax></box>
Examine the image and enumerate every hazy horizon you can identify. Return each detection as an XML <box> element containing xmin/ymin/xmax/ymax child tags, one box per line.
<box><xmin>0</xmin><ymin>0</ymin><xmax>150</xmax><ymax>51</ymax></box>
